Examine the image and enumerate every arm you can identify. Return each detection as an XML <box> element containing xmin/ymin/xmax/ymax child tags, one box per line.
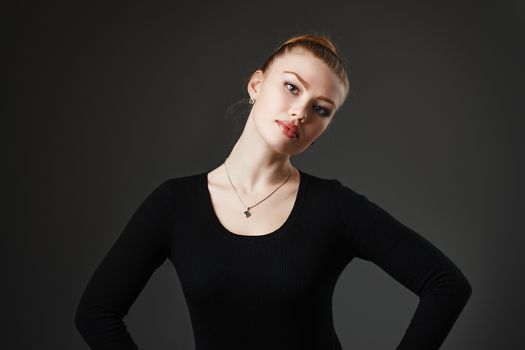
<box><xmin>333</xmin><ymin>181</ymin><xmax>472</xmax><ymax>349</ymax></box>
<box><xmin>75</xmin><ymin>181</ymin><xmax>173</xmax><ymax>350</ymax></box>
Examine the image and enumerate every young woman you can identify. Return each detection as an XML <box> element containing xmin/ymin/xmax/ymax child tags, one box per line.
<box><xmin>75</xmin><ymin>34</ymin><xmax>472</xmax><ymax>350</ymax></box>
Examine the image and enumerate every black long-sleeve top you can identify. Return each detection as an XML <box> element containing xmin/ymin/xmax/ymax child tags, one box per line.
<box><xmin>75</xmin><ymin>169</ymin><xmax>472</xmax><ymax>349</ymax></box>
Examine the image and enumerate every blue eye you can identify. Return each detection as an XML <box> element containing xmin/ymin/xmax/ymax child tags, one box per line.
<box><xmin>284</xmin><ymin>81</ymin><xmax>332</xmax><ymax>117</ymax></box>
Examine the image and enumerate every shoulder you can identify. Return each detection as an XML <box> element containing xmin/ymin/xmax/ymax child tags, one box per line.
<box><xmin>160</xmin><ymin>171</ymin><xmax>203</xmax><ymax>189</ymax></box>
<box><xmin>150</xmin><ymin>172</ymin><xmax>206</xmax><ymax>203</ymax></box>
<box><xmin>298</xmin><ymin>170</ymin><xmax>371</xmax><ymax>222</ymax></box>
<box><xmin>301</xmin><ymin>170</ymin><xmax>365</xmax><ymax>204</ymax></box>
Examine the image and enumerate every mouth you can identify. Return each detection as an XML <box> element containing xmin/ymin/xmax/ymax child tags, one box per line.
<box><xmin>276</xmin><ymin>120</ymin><xmax>299</xmax><ymax>138</ymax></box>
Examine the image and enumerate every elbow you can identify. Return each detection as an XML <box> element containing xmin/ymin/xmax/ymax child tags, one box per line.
<box><xmin>458</xmin><ymin>274</ymin><xmax>472</xmax><ymax>304</ymax></box>
<box><xmin>74</xmin><ymin>297</ymin><xmax>102</xmax><ymax>340</ymax></box>
<box><xmin>445</xmin><ymin>267</ymin><xmax>473</xmax><ymax>309</ymax></box>
<box><xmin>423</xmin><ymin>265</ymin><xmax>473</xmax><ymax>307</ymax></box>
<box><xmin>74</xmin><ymin>297</ymin><xmax>134</xmax><ymax>348</ymax></box>
<box><xmin>74</xmin><ymin>300</ymin><xmax>92</xmax><ymax>337</ymax></box>
<box><xmin>74</xmin><ymin>300</ymin><xmax>112</xmax><ymax>348</ymax></box>
<box><xmin>452</xmin><ymin>263</ymin><xmax>472</xmax><ymax>303</ymax></box>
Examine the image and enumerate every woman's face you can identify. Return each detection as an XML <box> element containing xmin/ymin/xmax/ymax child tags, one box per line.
<box><xmin>247</xmin><ymin>50</ymin><xmax>346</xmax><ymax>155</ymax></box>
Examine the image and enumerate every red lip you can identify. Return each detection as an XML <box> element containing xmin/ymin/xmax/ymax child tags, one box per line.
<box><xmin>276</xmin><ymin>120</ymin><xmax>299</xmax><ymax>138</ymax></box>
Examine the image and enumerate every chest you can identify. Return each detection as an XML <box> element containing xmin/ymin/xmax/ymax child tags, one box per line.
<box><xmin>207</xmin><ymin>177</ymin><xmax>299</xmax><ymax>237</ymax></box>
<box><xmin>168</xmin><ymin>174</ymin><xmax>352</xmax><ymax>312</ymax></box>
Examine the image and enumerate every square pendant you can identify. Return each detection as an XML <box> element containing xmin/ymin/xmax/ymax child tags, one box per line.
<box><xmin>244</xmin><ymin>210</ymin><xmax>251</xmax><ymax>218</ymax></box>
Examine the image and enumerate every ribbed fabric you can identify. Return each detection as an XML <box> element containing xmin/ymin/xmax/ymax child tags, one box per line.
<box><xmin>75</xmin><ymin>169</ymin><xmax>472</xmax><ymax>349</ymax></box>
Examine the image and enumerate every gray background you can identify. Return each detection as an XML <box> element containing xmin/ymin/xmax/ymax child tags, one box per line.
<box><xmin>7</xmin><ymin>0</ymin><xmax>524</xmax><ymax>349</ymax></box>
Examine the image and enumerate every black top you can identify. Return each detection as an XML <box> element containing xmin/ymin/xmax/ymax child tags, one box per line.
<box><xmin>75</xmin><ymin>169</ymin><xmax>472</xmax><ymax>349</ymax></box>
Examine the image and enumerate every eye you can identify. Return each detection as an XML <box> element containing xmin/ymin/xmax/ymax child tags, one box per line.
<box><xmin>284</xmin><ymin>82</ymin><xmax>299</xmax><ymax>95</ymax></box>
<box><xmin>284</xmin><ymin>81</ymin><xmax>332</xmax><ymax>117</ymax></box>
<box><xmin>314</xmin><ymin>105</ymin><xmax>331</xmax><ymax>117</ymax></box>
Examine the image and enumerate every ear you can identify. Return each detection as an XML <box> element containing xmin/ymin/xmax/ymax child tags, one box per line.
<box><xmin>247</xmin><ymin>69</ymin><xmax>264</xmax><ymax>100</ymax></box>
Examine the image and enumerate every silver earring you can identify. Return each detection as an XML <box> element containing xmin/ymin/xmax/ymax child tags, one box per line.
<box><xmin>249</xmin><ymin>97</ymin><xmax>255</xmax><ymax>105</ymax></box>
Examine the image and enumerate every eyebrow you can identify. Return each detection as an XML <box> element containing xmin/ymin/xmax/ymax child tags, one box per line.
<box><xmin>282</xmin><ymin>70</ymin><xmax>336</xmax><ymax>107</ymax></box>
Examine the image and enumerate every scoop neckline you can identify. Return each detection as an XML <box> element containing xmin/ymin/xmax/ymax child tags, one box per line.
<box><xmin>202</xmin><ymin>168</ymin><xmax>308</xmax><ymax>241</ymax></box>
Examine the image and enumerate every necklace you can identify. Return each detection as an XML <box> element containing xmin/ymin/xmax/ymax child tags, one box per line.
<box><xmin>223</xmin><ymin>157</ymin><xmax>293</xmax><ymax>218</ymax></box>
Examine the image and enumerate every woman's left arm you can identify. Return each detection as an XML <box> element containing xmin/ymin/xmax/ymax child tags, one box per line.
<box><xmin>333</xmin><ymin>181</ymin><xmax>472</xmax><ymax>350</ymax></box>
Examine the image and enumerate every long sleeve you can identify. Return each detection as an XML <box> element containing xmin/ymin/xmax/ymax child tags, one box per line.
<box><xmin>75</xmin><ymin>181</ymin><xmax>173</xmax><ymax>350</ymax></box>
<box><xmin>333</xmin><ymin>180</ymin><xmax>472</xmax><ymax>349</ymax></box>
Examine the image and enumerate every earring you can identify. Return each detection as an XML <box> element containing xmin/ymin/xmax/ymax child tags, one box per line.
<box><xmin>249</xmin><ymin>97</ymin><xmax>255</xmax><ymax>105</ymax></box>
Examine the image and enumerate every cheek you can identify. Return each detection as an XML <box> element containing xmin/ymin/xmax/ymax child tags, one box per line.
<box><xmin>265</xmin><ymin>85</ymin><xmax>288</xmax><ymax>105</ymax></box>
<box><xmin>310</xmin><ymin>120</ymin><xmax>330</xmax><ymax>136</ymax></box>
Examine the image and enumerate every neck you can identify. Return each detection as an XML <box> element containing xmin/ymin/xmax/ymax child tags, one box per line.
<box><xmin>225</xmin><ymin>130</ymin><xmax>293</xmax><ymax>194</ymax></box>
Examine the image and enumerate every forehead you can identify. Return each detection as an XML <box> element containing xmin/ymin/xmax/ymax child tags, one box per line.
<box><xmin>267</xmin><ymin>51</ymin><xmax>345</xmax><ymax>106</ymax></box>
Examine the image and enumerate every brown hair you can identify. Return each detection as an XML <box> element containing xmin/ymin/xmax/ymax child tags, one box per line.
<box><xmin>248</xmin><ymin>33</ymin><xmax>351</xmax><ymax>105</ymax></box>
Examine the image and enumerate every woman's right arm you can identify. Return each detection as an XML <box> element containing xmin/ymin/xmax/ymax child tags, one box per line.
<box><xmin>75</xmin><ymin>181</ymin><xmax>173</xmax><ymax>349</ymax></box>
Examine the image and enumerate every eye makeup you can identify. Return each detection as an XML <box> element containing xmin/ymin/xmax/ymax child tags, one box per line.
<box><xmin>283</xmin><ymin>81</ymin><xmax>332</xmax><ymax>117</ymax></box>
<box><xmin>282</xmin><ymin>71</ymin><xmax>336</xmax><ymax>108</ymax></box>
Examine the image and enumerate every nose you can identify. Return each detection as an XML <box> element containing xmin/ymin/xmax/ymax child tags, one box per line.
<box><xmin>289</xmin><ymin>105</ymin><xmax>308</xmax><ymax>125</ymax></box>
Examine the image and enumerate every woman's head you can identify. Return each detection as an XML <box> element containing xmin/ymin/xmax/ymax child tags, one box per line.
<box><xmin>242</xmin><ymin>33</ymin><xmax>350</xmax><ymax>155</ymax></box>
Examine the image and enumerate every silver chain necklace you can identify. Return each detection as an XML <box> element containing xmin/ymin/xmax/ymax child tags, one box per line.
<box><xmin>223</xmin><ymin>157</ymin><xmax>293</xmax><ymax>218</ymax></box>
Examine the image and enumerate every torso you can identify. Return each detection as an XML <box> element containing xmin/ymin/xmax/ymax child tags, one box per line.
<box><xmin>206</xmin><ymin>164</ymin><xmax>301</xmax><ymax>237</ymax></box>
